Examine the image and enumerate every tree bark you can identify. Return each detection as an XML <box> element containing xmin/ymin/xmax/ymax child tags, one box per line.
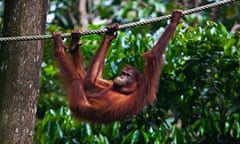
<box><xmin>0</xmin><ymin>0</ymin><xmax>48</xmax><ymax>143</ymax></box>
<box><xmin>78</xmin><ymin>0</ymin><xmax>88</xmax><ymax>31</ymax></box>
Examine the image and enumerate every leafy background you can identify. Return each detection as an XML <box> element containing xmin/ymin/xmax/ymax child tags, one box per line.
<box><xmin>1</xmin><ymin>0</ymin><xmax>237</xmax><ymax>143</ymax></box>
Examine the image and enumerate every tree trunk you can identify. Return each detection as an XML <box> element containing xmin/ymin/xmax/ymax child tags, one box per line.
<box><xmin>0</xmin><ymin>0</ymin><xmax>48</xmax><ymax>143</ymax></box>
<box><xmin>78</xmin><ymin>0</ymin><xmax>89</xmax><ymax>31</ymax></box>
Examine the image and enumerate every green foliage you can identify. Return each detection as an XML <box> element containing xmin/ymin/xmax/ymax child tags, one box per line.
<box><xmin>36</xmin><ymin>21</ymin><xmax>240</xmax><ymax>143</ymax></box>
<box><xmin>159</xmin><ymin>22</ymin><xmax>240</xmax><ymax>143</ymax></box>
<box><xmin>0</xmin><ymin>0</ymin><xmax>238</xmax><ymax>143</ymax></box>
<box><xmin>35</xmin><ymin>107</ymin><xmax>121</xmax><ymax>144</ymax></box>
<box><xmin>36</xmin><ymin>0</ymin><xmax>240</xmax><ymax>143</ymax></box>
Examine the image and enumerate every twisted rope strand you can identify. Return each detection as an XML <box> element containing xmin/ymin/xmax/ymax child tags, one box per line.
<box><xmin>0</xmin><ymin>0</ymin><xmax>236</xmax><ymax>42</ymax></box>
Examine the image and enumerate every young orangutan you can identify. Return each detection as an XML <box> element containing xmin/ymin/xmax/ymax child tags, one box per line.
<box><xmin>53</xmin><ymin>10</ymin><xmax>182</xmax><ymax>124</ymax></box>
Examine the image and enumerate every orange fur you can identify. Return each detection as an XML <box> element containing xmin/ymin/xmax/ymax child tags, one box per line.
<box><xmin>53</xmin><ymin>10</ymin><xmax>182</xmax><ymax>124</ymax></box>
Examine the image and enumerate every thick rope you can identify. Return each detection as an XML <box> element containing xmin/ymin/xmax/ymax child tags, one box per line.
<box><xmin>0</xmin><ymin>0</ymin><xmax>236</xmax><ymax>42</ymax></box>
